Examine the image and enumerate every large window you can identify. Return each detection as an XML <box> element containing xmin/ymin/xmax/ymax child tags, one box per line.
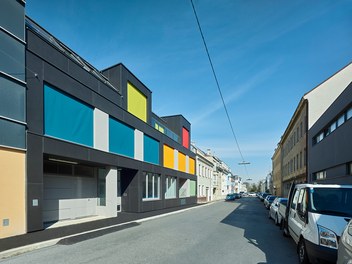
<box><xmin>44</xmin><ymin>84</ymin><xmax>93</xmax><ymax>147</ymax></box>
<box><xmin>165</xmin><ymin>176</ymin><xmax>176</xmax><ymax>199</ymax></box>
<box><xmin>0</xmin><ymin>118</ymin><xmax>25</xmax><ymax>149</ymax></box>
<box><xmin>143</xmin><ymin>172</ymin><xmax>160</xmax><ymax>200</ymax></box>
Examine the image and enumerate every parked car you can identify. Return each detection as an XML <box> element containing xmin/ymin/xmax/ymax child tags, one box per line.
<box><xmin>337</xmin><ymin>219</ymin><xmax>352</xmax><ymax>264</ymax></box>
<box><xmin>282</xmin><ymin>183</ymin><xmax>352</xmax><ymax>264</ymax></box>
<box><xmin>269</xmin><ymin>197</ymin><xmax>288</xmax><ymax>225</ymax></box>
<box><xmin>233</xmin><ymin>193</ymin><xmax>241</xmax><ymax>199</ymax></box>
<box><xmin>264</xmin><ymin>195</ymin><xmax>277</xmax><ymax>209</ymax></box>
<box><xmin>260</xmin><ymin>193</ymin><xmax>271</xmax><ymax>201</ymax></box>
<box><xmin>225</xmin><ymin>193</ymin><xmax>236</xmax><ymax>201</ymax></box>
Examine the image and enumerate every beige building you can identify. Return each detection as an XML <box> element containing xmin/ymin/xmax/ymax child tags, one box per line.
<box><xmin>272</xmin><ymin>144</ymin><xmax>282</xmax><ymax>196</ymax></box>
<box><xmin>191</xmin><ymin>144</ymin><xmax>214</xmax><ymax>203</ymax></box>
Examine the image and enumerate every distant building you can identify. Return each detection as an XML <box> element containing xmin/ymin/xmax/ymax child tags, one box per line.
<box><xmin>191</xmin><ymin>144</ymin><xmax>214</xmax><ymax>203</ymax></box>
<box><xmin>272</xmin><ymin>144</ymin><xmax>282</xmax><ymax>196</ymax></box>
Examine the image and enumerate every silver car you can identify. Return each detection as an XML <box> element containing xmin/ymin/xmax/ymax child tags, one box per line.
<box><xmin>337</xmin><ymin>219</ymin><xmax>352</xmax><ymax>264</ymax></box>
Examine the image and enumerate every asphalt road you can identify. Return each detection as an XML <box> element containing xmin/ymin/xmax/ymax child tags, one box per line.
<box><xmin>0</xmin><ymin>197</ymin><xmax>298</xmax><ymax>264</ymax></box>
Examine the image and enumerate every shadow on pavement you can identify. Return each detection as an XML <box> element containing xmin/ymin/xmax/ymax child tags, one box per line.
<box><xmin>220</xmin><ymin>198</ymin><xmax>297</xmax><ymax>264</ymax></box>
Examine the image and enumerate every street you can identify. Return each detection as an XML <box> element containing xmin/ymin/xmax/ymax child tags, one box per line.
<box><xmin>0</xmin><ymin>198</ymin><xmax>297</xmax><ymax>264</ymax></box>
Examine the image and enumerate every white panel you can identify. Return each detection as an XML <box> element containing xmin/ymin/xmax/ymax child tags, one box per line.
<box><xmin>304</xmin><ymin>63</ymin><xmax>352</xmax><ymax>129</ymax></box>
<box><xmin>134</xmin><ymin>129</ymin><xmax>143</xmax><ymax>161</ymax></box>
<box><xmin>174</xmin><ymin>149</ymin><xmax>178</xmax><ymax>170</ymax></box>
<box><xmin>106</xmin><ymin>167</ymin><xmax>118</xmax><ymax>217</ymax></box>
<box><xmin>94</xmin><ymin>108</ymin><xmax>108</xmax><ymax>151</ymax></box>
<box><xmin>186</xmin><ymin>155</ymin><xmax>189</xmax><ymax>173</ymax></box>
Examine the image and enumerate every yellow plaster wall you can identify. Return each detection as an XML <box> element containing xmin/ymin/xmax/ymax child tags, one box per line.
<box><xmin>0</xmin><ymin>148</ymin><xmax>26</xmax><ymax>238</ymax></box>
<box><xmin>127</xmin><ymin>82</ymin><xmax>147</xmax><ymax>122</ymax></box>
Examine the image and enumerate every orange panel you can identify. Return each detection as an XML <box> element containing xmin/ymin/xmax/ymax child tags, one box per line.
<box><xmin>178</xmin><ymin>152</ymin><xmax>186</xmax><ymax>172</ymax></box>
<box><xmin>163</xmin><ymin>145</ymin><xmax>174</xmax><ymax>169</ymax></box>
<box><xmin>189</xmin><ymin>157</ymin><xmax>195</xmax><ymax>175</ymax></box>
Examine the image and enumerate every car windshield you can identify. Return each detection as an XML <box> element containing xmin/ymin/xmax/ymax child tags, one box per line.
<box><xmin>309</xmin><ymin>188</ymin><xmax>352</xmax><ymax>217</ymax></box>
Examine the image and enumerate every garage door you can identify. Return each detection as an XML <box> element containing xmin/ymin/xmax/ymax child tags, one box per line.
<box><xmin>43</xmin><ymin>173</ymin><xmax>97</xmax><ymax>223</ymax></box>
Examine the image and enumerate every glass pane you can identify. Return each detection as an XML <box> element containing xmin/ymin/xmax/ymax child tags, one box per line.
<box><xmin>148</xmin><ymin>173</ymin><xmax>153</xmax><ymax>198</ymax></box>
<box><xmin>154</xmin><ymin>174</ymin><xmax>159</xmax><ymax>198</ymax></box>
<box><xmin>337</xmin><ymin>115</ymin><xmax>345</xmax><ymax>127</ymax></box>
<box><xmin>347</xmin><ymin>108</ymin><xmax>352</xmax><ymax>120</ymax></box>
<box><xmin>0</xmin><ymin>76</ymin><xmax>25</xmax><ymax>121</ymax></box>
<box><xmin>142</xmin><ymin>172</ymin><xmax>147</xmax><ymax>198</ymax></box>
<box><xmin>0</xmin><ymin>30</ymin><xmax>25</xmax><ymax>81</ymax></box>
<box><xmin>98</xmin><ymin>169</ymin><xmax>106</xmax><ymax>206</ymax></box>
<box><xmin>0</xmin><ymin>0</ymin><xmax>25</xmax><ymax>40</ymax></box>
<box><xmin>0</xmin><ymin>118</ymin><xmax>25</xmax><ymax>148</ymax></box>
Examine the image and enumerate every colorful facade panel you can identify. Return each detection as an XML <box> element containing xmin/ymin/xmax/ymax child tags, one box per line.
<box><xmin>182</xmin><ymin>127</ymin><xmax>189</xmax><ymax>149</ymax></box>
<box><xmin>44</xmin><ymin>84</ymin><xmax>93</xmax><ymax>147</ymax></box>
<box><xmin>144</xmin><ymin>134</ymin><xmax>159</xmax><ymax>165</ymax></box>
<box><xmin>189</xmin><ymin>157</ymin><xmax>195</xmax><ymax>175</ymax></box>
<box><xmin>127</xmin><ymin>82</ymin><xmax>147</xmax><ymax>122</ymax></box>
<box><xmin>178</xmin><ymin>152</ymin><xmax>186</xmax><ymax>172</ymax></box>
<box><xmin>163</xmin><ymin>144</ymin><xmax>174</xmax><ymax>169</ymax></box>
<box><xmin>109</xmin><ymin>117</ymin><xmax>134</xmax><ymax>158</ymax></box>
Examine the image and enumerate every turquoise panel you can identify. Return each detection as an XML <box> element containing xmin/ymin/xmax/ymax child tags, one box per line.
<box><xmin>44</xmin><ymin>84</ymin><xmax>93</xmax><ymax>147</ymax></box>
<box><xmin>109</xmin><ymin>117</ymin><xmax>134</xmax><ymax>158</ymax></box>
<box><xmin>144</xmin><ymin>134</ymin><xmax>159</xmax><ymax>165</ymax></box>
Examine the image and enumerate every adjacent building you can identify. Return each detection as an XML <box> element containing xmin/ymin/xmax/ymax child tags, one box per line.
<box><xmin>272</xmin><ymin>144</ymin><xmax>282</xmax><ymax>196</ymax></box>
<box><xmin>1</xmin><ymin>2</ymin><xmax>197</xmax><ymax>239</ymax></box>
<box><xmin>272</xmin><ymin>62</ymin><xmax>352</xmax><ymax>196</ymax></box>
<box><xmin>0</xmin><ymin>0</ymin><xmax>26</xmax><ymax>239</ymax></box>
<box><xmin>308</xmin><ymin>82</ymin><xmax>352</xmax><ymax>184</ymax></box>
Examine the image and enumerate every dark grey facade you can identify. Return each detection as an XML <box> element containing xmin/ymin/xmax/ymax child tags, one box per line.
<box><xmin>308</xmin><ymin>82</ymin><xmax>352</xmax><ymax>184</ymax></box>
<box><xmin>25</xmin><ymin>17</ymin><xmax>196</xmax><ymax>233</ymax></box>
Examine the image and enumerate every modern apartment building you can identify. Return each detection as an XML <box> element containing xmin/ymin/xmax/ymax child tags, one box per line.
<box><xmin>308</xmin><ymin>82</ymin><xmax>352</xmax><ymax>184</ymax></box>
<box><xmin>1</xmin><ymin>2</ymin><xmax>197</xmax><ymax>239</ymax></box>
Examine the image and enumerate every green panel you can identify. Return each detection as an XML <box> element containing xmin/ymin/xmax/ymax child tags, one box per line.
<box><xmin>190</xmin><ymin>180</ymin><xmax>196</xmax><ymax>196</ymax></box>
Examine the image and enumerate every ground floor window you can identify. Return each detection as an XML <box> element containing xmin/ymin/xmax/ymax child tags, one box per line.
<box><xmin>143</xmin><ymin>172</ymin><xmax>160</xmax><ymax>200</ymax></box>
<box><xmin>165</xmin><ymin>176</ymin><xmax>176</xmax><ymax>199</ymax></box>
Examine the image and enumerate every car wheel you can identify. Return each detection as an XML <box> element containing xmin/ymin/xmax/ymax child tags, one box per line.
<box><xmin>298</xmin><ymin>239</ymin><xmax>310</xmax><ymax>264</ymax></box>
<box><xmin>274</xmin><ymin>214</ymin><xmax>279</xmax><ymax>226</ymax></box>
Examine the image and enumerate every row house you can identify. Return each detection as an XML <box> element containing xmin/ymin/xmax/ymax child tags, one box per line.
<box><xmin>190</xmin><ymin>144</ymin><xmax>214</xmax><ymax>203</ymax></box>
<box><xmin>0</xmin><ymin>1</ymin><xmax>197</xmax><ymax>239</ymax></box>
<box><xmin>272</xmin><ymin>62</ymin><xmax>352</xmax><ymax>196</ymax></box>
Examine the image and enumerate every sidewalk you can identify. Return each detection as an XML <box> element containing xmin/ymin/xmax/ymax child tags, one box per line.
<box><xmin>0</xmin><ymin>203</ymin><xmax>203</xmax><ymax>259</ymax></box>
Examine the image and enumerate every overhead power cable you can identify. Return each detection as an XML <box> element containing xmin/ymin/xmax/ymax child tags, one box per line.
<box><xmin>190</xmin><ymin>0</ymin><xmax>249</xmax><ymax>176</ymax></box>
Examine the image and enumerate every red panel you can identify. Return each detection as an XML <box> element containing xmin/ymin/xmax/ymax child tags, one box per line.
<box><xmin>182</xmin><ymin>127</ymin><xmax>189</xmax><ymax>149</ymax></box>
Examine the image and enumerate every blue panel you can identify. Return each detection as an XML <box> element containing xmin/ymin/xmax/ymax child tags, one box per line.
<box><xmin>44</xmin><ymin>85</ymin><xmax>93</xmax><ymax>147</ymax></box>
<box><xmin>144</xmin><ymin>134</ymin><xmax>159</xmax><ymax>165</ymax></box>
<box><xmin>109</xmin><ymin>117</ymin><xmax>134</xmax><ymax>158</ymax></box>
<box><xmin>0</xmin><ymin>118</ymin><xmax>25</xmax><ymax>149</ymax></box>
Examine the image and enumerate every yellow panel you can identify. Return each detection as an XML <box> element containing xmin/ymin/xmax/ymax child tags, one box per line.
<box><xmin>0</xmin><ymin>148</ymin><xmax>26</xmax><ymax>238</ymax></box>
<box><xmin>163</xmin><ymin>145</ymin><xmax>174</xmax><ymax>169</ymax></box>
<box><xmin>127</xmin><ymin>82</ymin><xmax>147</xmax><ymax>122</ymax></box>
<box><xmin>178</xmin><ymin>152</ymin><xmax>186</xmax><ymax>172</ymax></box>
<box><xmin>159</xmin><ymin>126</ymin><xmax>165</xmax><ymax>133</ymax></box>
<box><xmin>189</xmin><ymin>158</ymin><xmax>195</xmax><ymax>175</ymax></box>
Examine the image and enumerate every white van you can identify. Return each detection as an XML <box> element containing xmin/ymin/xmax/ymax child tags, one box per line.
<box><xmin>283</xmin><ymin>183</ymin><xmax>352</xmax><ymax>264</ymax></box>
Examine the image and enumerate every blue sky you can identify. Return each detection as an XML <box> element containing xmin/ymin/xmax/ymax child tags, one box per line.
<box><xmin>26</xmin><ymin>0</ymin><xmax>352</xmax><ymax>183</ymax></box>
